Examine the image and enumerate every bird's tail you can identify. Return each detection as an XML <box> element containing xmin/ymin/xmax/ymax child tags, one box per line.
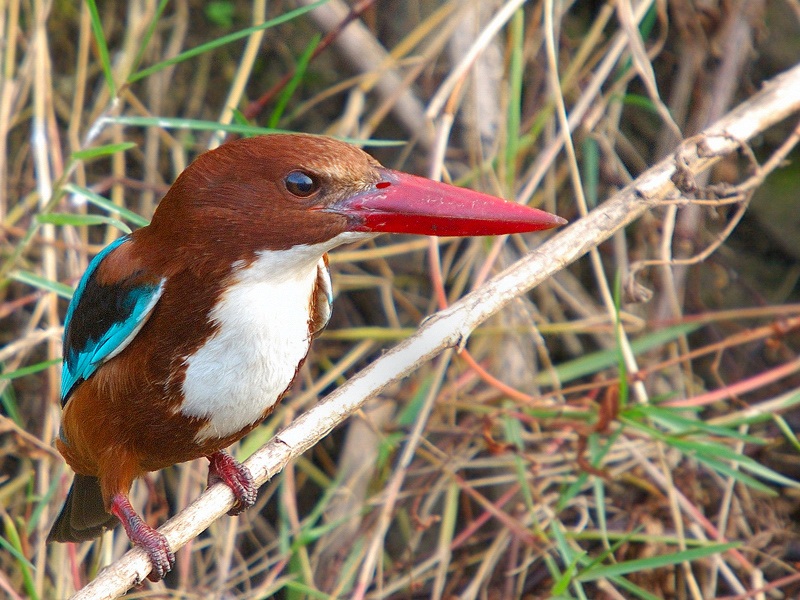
<box><xmin>47</xmin><ymin>474</ymin><xmax>118</xmax><ymax>543</ymax></box>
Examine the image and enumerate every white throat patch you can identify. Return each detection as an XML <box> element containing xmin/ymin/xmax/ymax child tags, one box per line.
<box><xmin>180</xmin><ymin>245</ymin><xmax>329</xmax><ymax>443</ymax></box>
<box><xmin>179</xmin><ymin>232</ymin><xmax>373</xmax><ymax>442</ymax></box>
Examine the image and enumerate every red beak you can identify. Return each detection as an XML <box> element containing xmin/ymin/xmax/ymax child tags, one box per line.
<box><xmin>330</xmin><ymin>170</ymin><xmax>566</xmax><ymax>237</ymax></box>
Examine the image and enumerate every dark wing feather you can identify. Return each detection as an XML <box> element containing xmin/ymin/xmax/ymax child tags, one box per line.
<box><xmin>47</xmin><ymin>474</ymin><xmax>118</xmax><ymax>542</ymax></box>
<box><xmin>61</xmin><ymin>236</ymin><xmax>164</xmax><ymax>404</ymax></box>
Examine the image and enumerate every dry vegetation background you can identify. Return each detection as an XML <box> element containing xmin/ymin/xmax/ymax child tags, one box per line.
<box><xmin>2</xmin><ymin>0</ymin><xmax>800</xmax><ymax>598</ymax></box>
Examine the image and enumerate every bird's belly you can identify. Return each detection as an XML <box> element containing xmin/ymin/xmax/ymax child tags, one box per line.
<box><xmin>178</xmin><ymin>263</ymin><xmax>317</xmax><ymax>443</ymax></box>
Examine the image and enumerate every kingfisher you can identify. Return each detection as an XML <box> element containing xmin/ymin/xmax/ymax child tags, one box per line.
<box><xmin>48</xmin><ymin>134</ymin><xmax>565</xmax><ymax>581</ymax></box>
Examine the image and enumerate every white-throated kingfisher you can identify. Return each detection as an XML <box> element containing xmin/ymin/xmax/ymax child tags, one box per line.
<box><xmin>48</xmin><ymin>134</ymin><xmax>565</xmax><ymax>581</ymax></box>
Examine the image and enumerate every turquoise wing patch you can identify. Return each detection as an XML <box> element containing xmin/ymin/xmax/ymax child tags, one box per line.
<box><xmin>61</xmin><ymin>237</ymin><xmax>165</xmax><ymax>403</ymax></box>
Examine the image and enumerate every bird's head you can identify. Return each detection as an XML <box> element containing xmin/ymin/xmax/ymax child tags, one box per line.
<box><xmin>146</xmin><ymin>134</ymin><xmax>565</xmax><ymax>270</ymax></box>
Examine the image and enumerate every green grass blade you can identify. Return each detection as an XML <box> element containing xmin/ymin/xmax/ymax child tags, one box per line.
<box><xmin>562</xmin><ymin>524</ymin><xmax>664</xmax><ymax>600</ymax></box>
<box><xmin>36</xmin><ymin>213</ymin><xmax>131</xmax><ymax>234</ymax></box>
<box><xmin>503</xmin><ymin>413</ymin><xmax>539</xmax><ymax>519</ymax></box>
<box><xmin>668</xmin><ymin>437</ymin><xmax>800</xmax><ymax>489</ymax></box>
<box><xmin>582</xmin><ymin>137</ymin><xmax>599</xmax><ymax>208</ymax></box>
<box><xmin>577</xmin><ymin>542</ymin><xmax>738</xmax><ymax>581</ymax></box>
<box><xmin>71</xmin><ymin>142</ymin><xmax>137</xmax><ymax>161</ymax></box>
<box><xmin>130</xmin><ymin>0</ymin><xmax>171</xmax><ymax>74</ymax></box>
<box><xmin>85</xmin><ymin>0</ymin><xmax>116</xmax><ymax>97</ymax></box>
<box><xmin>535</xmin><ymin>321</ymin><xmax>702</xmax><ymax>386</ymax></box>
<box><xmin>614</xmin><ymin>271</ymin><xmax>630</xmax><ymax>407</ymax></box>
<box><xmin>621</xmin><ymin>415</ymin><xmax>799</xmax><ymax>491</ymax></box>
<box><xmin>396</xmin><ymin>377</ymin><xmax>432</xmax><ymax>427</ymax></box>
<box><xmin>111</xmin><ymin>115</ymin><xmax>285</xmax><ymax>135</ymax></box>
<box><xmin>268</xmin><ymin>34</ymin><xmax>320</xmax><ymax>128</ymax></box>
<box><xmin>0</xmin><ymin>381</ymin><xmax>23</xmax><ymax>426</ymax></box>
<box><xmin>1</xmin><ymin>359</ymin><xmax>62</xmax><ymax>383</ymax></box>
<box><xmin>2</xmin><ymin>515</ymin><xmax>38</xmax><ymax>600</ymax></box>
<box><xmin>128</xmin><ymin>0</ymin><xmax>329</xmax><ymax>84</ymax></box>
<box><xmin>231</xmin><ymin>107</ymin><xmax>251</xmax><ymax>126</ymax></box>
<box><xmin>626</xmin><ymin>405</ymin><xmax>765</xmax><ymax>444</ymax></box>
<box><xmin>549</xmin><ymin>523</ymin><xmax>584</xmax><ymax>596</ymax></box>
<box><xmin>284</xmin><ymin>580</ymin><xmax>330</xmax><ymax>599</ymax></box>
<box><xmin>64</xmin><ymin>183</ymin><xmax>149</xmax><ymax>227</ymax></box>
<box><xmin>774</xmin><ymin>413</ymin><xmax>800</xmax><ymax>453</ymax></box>
<box><xmin>617</xmin><ymin>93</ymin><xmax>660</xmax><ymax>114</ymax></box>
<box><xmin>10</xmin><ymin>271</ymin><xmax>74</xmax><ymax>299</ymax></box>
<box><xmin>690</xmin><ymin>453</ymin><xmax>778</xmax><ymax>495</ymax></box>
<box><xmin>104</xmin><ymin>115</ymin><xmax>403</xmax><ymax>146</ymax></box>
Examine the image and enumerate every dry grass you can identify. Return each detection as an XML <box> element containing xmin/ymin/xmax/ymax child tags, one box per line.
<box><xmin>2</xmin><ymin>0</ymin><xmax>800</xmax><ymax>598</ymax></box>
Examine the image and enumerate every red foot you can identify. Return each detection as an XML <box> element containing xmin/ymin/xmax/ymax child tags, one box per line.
<box><xmin>110</xmin><ymin>493</ymin><xmax>174</xmax><ymax>582</ymax></box>
<box><xmin>207</xmin><ymin>450</ymin><xmax>256</xmax><ymax>516</ymax></box>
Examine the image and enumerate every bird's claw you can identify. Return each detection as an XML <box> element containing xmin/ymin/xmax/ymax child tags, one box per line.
<box><xmin>142</xmin><ymin>529</ymin><xmax>175</xmax><ymax>582</ymax></box>
<box><xmin>110</xmin><ymin>493</ymin><xmax>175</xmax><ymax>582</ymax></box>
<box><xmin>208</xmin><ymin>450</ymin><xmax>256</xmax><ymax>516</ymax></box>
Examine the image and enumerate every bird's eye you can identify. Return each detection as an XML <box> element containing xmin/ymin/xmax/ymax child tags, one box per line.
<box><xmin>284</xmin><ymin>170</ymin><xmax>319</xmax><ymax>198</ymax></box>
